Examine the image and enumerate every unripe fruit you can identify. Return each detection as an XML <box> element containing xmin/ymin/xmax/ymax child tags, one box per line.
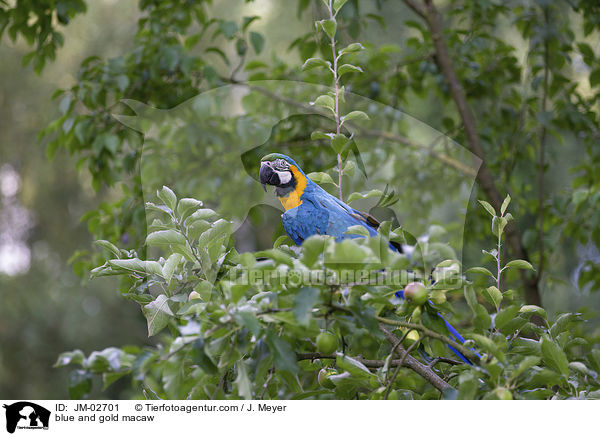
<box><xmin>403</xmin><ymin>282</ymin><xmax>428</xmax><ymax>306</ymax></box>
<box><xmin>494</xmin><ymin>387</ymin><xmax>513</xmax><ymax>400</ymax></box>
<box><xmin>189</xmin><ymin>291</ymin><xmax>201</xmax><ymax>301</ymax></box>
<box><xmin>316</xmin><ymin>332</ymin><xmax>338</xmax><ymax>354</ymax></box>
<box><xmin>402</xmin><ymin>329</ymin><xmax>420</xmax><ymax>347</ymax></box>
<box><xmin>318</xmin><ymin>368</ymin><xmax>337</xmax><ymax>389</ymax></box>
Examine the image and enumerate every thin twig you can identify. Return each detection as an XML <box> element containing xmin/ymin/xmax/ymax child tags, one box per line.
<box><xmin>384</xmin><ymin>337</ymin><xmax>421</xmax><ymax>399</ymax></box>
<box><xmin>295</xmin><ymin>352</ymin><xmax>460</xmax><ymax>370</ymax></box>
<box><xmin>259</xmin><ymin>366</ymin><xmax>275</xmax><ymax>399</ymax></box>
<box><xmin>375</xmin><ymin>315</ymin><xmax>480</xmax><ymax>364</ymax></box>
<box><xmin>327</xmin><ymin>0</ymin><xmax>344</xmax><ymax>200</ymax></box>
<box><xmin>160</xmin><ymin>341</ymin><xmax>192</xmax><ymax>361</ymax></box>
<box><xmin>379</xmin><ymin>324</ymin><xmax>454</xmax><ymax>393</ymax></box>
<box><xmin>211</xmin><ymin>371</ymin><xmax>227</xmax><ymax>400</ymax></box>
<box><xmin>427</xmin><ymin>356</ymin><xmax>463</xmax><ymax>368</ymax></box>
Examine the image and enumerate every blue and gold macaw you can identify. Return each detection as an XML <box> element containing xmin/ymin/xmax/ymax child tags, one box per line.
<box><xmin>259</xmin><ymin>152</ymin><xmax>478</xmax><ymax>364</ymax></box>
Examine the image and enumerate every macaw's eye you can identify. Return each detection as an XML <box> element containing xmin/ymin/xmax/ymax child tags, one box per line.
<box><xmin>274</xmin><ymin>159</ymin><xmax>289</xmax><ymax>170</ymax></box>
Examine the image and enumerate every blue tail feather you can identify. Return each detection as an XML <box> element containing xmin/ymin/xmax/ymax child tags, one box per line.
<box><xmin>394</xmin><ymin>289</ymin><xmax>480</xmax><ymax>365</ymax></box>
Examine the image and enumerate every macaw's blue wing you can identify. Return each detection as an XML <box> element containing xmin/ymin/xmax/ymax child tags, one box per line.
<box><xmin>282</xmin><ymin>185</ymin><xmax>378</xmax><ymax>243</ymax></box>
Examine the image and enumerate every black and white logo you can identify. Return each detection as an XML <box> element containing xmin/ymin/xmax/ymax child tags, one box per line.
<box><xmin>3</xmin><ymin>402</ymin><xmax>50</xmax><ymax>434</ymax></box>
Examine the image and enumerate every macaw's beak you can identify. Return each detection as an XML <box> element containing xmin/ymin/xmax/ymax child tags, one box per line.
<box><xmin>259</xmin><ymin>161</ymin><xmax>280</xmax><ymax>191</ymax></box>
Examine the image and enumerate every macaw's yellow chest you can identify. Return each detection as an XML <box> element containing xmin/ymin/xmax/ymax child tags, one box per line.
<box><xmin>278</xmin><ymin>190</ymin><xmax>303</xmax><ymax>210</ymax></box>
<box><xmin>277</xmin><ymin>165</ymin><xmax>307</xmax><ymax>211</ymax></box>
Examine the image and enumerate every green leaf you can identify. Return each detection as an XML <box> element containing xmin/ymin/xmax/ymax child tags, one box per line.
<box><xmin>59</xmin><ymin>94</ymin><xmax>71</xmax><ymax>115</ymax></box>
<box><xmin>273</xmin><ymin>235</ymin><xmax>292</xmax><ymax>248</ymax></box>
<box><xmin>588</xmin><ymin>349</ymin><xmax>600</xmax><ymax>373</ymax></box>
<box><xmin>339</xmin><ymin>42</ymin><xmax>364</xmax><ymax>56</ymax></box>
<box><xmin>482</xmin><ymin>286</ymin><xmax>502</xmax><ymax>311</ymax></box>
<box><xmin>511</xmin><ymin>356</ymin><xmax>541</xmax><ymax>381</ymax></box>
<box><xmin>102</xmin><ymin>372</ymin><xmax>128</xmax><ymax>390</ymax></box>
<box><xmin>500</xmin><ymin>194</ymin><xmax>511</xmax><ymax>215</ymax></box>
<box><xmin>55</xmin><ymin>350</ymin><xmax>85</xmax><ymax>367</ymax></box>
<box><xmin>176</xmin><ymin>198</ymin><xmax>203</xmax><ymax>221</ymax></box>
<box><xmin>569</xmin><ymin>361</ymin><xmax>595</xmax><ymax>378</ymax></box>
<box><xmin>68</xmin><ymin>370</ymin><xmax>92</xmax><ymax>400</ymax></box>
<box><xmin>293</xmin><ymin>287</ymin><xmax>320</xmax><ymax>326</ymax></box>
<box><xmin>307</xmin><ymin>172</ymin><xmax>336</xmax><ymax>185</ymax></box>
<box><xmin>205</xmin><ymin>47</ymin><xmax>230</xmax><ymax>65</ymax></box>
<box><xmin>302</xmin><ymin>57</ymin><xmax>330</xmax><ymax>71</ymax></box>
<box><xmin>108</xmin><ymin>258</ymin><xmax>163</xmax><ymax>276</ymax></box>
<box><xmin>342</xmin><ymin>160</ymin><xmax>355</xmax><ymax>177</ymax></box>
<box><xmin>541</xmin><ymin>337</ymin><xmax>569</xmax><ymax>377</ymax></box>
<box><xmin>158</xmin><ymin>186</ymin><xmax>177</xmax><ymax>210</ymax></box>
<box><xmin>220</xmin><ymin>20</ymin><xmax>238</xmax><ymax>39</ymax></box>
<box><xmin>344</xmin><ymin>225</ymin><xmax>370</xmax><ymax>237</ymax></box>
<box><xmin>162</xmin><ymin>253</ymin><xmax>183</xmax><ymax>283</ymax></box>
<box><xmin>336</xmin><ymin>353</ymin><xmax>373</xmax><ymax>379</ymax></box>
<box><xmin>242</xmin><ymin>15</ymin><xmax>260</xmax><ymax>31</ymax></box>
<box><xmin>311</xmin><ymin>130</ymin><xmax>333</xmax><ymax>140</ymax></box>
<box><xmin>249</xmin><ymin>31</ymin><xmax>265</xmax><ymax>54</ymax></box>
<box><xmin>184</xmin><ymin>33</ymin><xmax>202</xmax><ymax>50</ymax></box>
<box><xmin>324</xmin><ymin>239</ymin><xmax>379</xmax><ymax>270</ymax></box>
<box><xmin>301</xmin><ymin>235</ymin><xmax>328</xmax><ymax>268</ymax></box>
<box><xmin>94</xmin><ymin>240</ymin><xmax>121</xmax><ymax>258</ymax></box>
<box><xmin>265</xmin><ymin>330</ymin><xmax>299</xmax><ymax>372</ymax></box>
<box><xmin>467</xmin><ymin>266</ymin><xmax>495</xmax><ymax>279</ymax></box>
<box><xmin>478</xmin><ymin>200</ymin><xmax>496</xmax><ymax>217</ymax></box>
<box><xmin>338</xmin><ymin>64</ymin><xmax>363</xmax><ymax>76</ymax></box>
<box><xmin>494</xmin><ymin>305</ymin><xmax>520</xmax><ymax>330</ymax></box>
<box><xmin>511</xmin><ymin>337</ymin><xmax>541</xmax><ymax>356</ymax></box>
<box><xmin>86</xmin><ymin>347</ymin><xmax>127</xmax><ymax>372</ymax></box>
<box><xmin>142</xmin><ymin>294</ymin><xmax>174</xmax><ymax>337</ymax></box>
<box><xmin>115</xmin><ymin>74</ymin><xmax>129</xmax><ymax>92</ymax></box>
<box><xmin>519</xmin><ymin>305</ymin><xmax>547</xmax><ymax>320</ymax></box>
<box><xmin>254</xmin><ymin>248</ymin><xmax>294</xmax><ymax>267</ymax></box>
<box><xmin>146</xmin><ymin>229</ymin><xmax>187</xmax><ymax>247</ymax></box>
<box><xmin>312</xmin><ymin>94</ymin><xmax>335</xmax><ymax>112</ymax></box>
<box><xmin>473</xmin><ymin>304</ymin><xmax>492</xmax><ymax>330</ymax></box>
<box><xmin>341</xmin><ymin>110</ymin><xmax>369</xmax><ymax>125</ymax></box>
<box><xmin>330</xmin><ymin>133</ymin><xmax>349</xmax><ymax>154</ymax></box>
<box><xmin>467</xmin><ymin>333</ymin><xmax>505</xmax><ymax>362</ymax></box>
<box><xmin>347</xmin><ymin>189</ymin><xmax>383</xmax><ymax>203</ymax></box>
<box><xmin>333</xmin><ymin>0</ymin><xmax>349</xmax><ymax>12</ymax></box>
<box><xmin>457</xmin><ymin>372</ymin><xmax>478</xmax><ymax>400</ymax></box>
<box><xmin>316</xmin><ymin>19</ymin><xmax>337</xmax><ymax>39</ymax></box>
<box><xmin>233</xmin><ymin>310</ymin><xmax>261</xmax><ymax>337</ymax></box>
<box><xmin>190</xmin><ymin>339</ymin><xmax>218</xmax><ymax>375</ymax></box>
<box><xmin>186</xmin><ymin>208</ymin><xmax>218</xmax><ymax>224</ymax></box>
<box><xmin>549</xmin><ymin>313</ymin><xmax>582</xmax><ymax>337</ymax></box>
<box><xmin>590</xmin><ymin>68</ymin><xmax>600</xmax><ymax>88</ymax></box>
<box><xmin>577</xmin><ymin>42</ymin><xmax>595</xmax><ymax>64</ymax></box>
<box><xmin>505</xmin><ymin>259</ymin><xmax>535</xmax><ymax>271</ymax></box>
<box><xmin>234</xmin><ymin>361</ymin><xmax>253</xmax><ymax>400</ymax></box>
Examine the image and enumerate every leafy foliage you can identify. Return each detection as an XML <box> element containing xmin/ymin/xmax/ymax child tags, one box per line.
<box><xmin>55</xmin><ymin>190</ymin><xmax>600</xmax><ymax>399</ymax></box>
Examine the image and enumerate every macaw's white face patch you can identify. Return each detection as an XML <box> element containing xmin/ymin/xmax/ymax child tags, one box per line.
<box><xmin>276</xmin><ymin>170</ymin><xmax>292</xmax><ymax>185</ymax></box>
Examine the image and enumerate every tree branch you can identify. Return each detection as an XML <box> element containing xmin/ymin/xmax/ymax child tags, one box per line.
<box><xmin>379</xmin><ymin>324</ymin><xmax>454</xmax><ymax>393</ymax></box>
<box><xmin>296</xmin><ymin>350</ymin><xmax>461</xmax><ymax>370</ymax></box>
<box><xmin>376</xmin><ymin>315</ymin><xmax>480</xmax><ymax>364</ymax></box>
<box><xmin>404</xmin><ymin>0</ymin><xmax>541</xmax><ymax>306</ymax></box>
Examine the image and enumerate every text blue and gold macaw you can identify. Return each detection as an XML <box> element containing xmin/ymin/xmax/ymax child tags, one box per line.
<box><xmin>259</xmin><ymin>153</ymin><xmax>477</xmax><ymax>364</ymax></box>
